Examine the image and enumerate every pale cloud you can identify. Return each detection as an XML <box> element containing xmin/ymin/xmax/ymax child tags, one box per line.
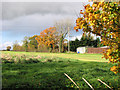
<box><xmin>2</xmin><ymin>2</ymin><xmax>84</xmax><ymax>38</ymax></box>
<box><xmin>70</xmin><ymin>35</ymin><xmax>82</xmax><ymax>41</ymax></box>
<box><xmin>70</xmin><ymin>34</ymin><xmax>100</xmax><ymax>41</ymax></box>
<box><xmin>0</xmin><ymin>41</ymin><xmax>23</xmax><ymax>50</ymax></box>
<box><xmin>2</xmin><ymin>2</ymin><xmax>84</xmax><ymax>20</ymax></box>
<box><xmin>2</xmin><ymin>14</ymin><xmax>75</xmax><ymax>36</ymax></box>
<box><xmin>0</xmin><ymin>41</ymin><xmax>13</xmax><ymax>50</ymax></box>
<box><xmin>91</xmin><ymin>33</ymin><xmax>100</xmax><ymax>40</ymax></box>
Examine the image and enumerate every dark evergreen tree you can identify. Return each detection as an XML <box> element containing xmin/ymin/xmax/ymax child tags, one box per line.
<box><xmin>70</xmin><ymin>33</ymin><xmax>103</xmax><ymax>52</ymax></box>
<box><xmin>22</xmin><ymin>36</ymin><xmax>29</xmax><ymax>52</ymax></box>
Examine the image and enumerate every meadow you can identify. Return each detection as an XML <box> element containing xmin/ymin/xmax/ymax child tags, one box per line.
<box><xmin>1</xmin><ymin>51</ymin><xmax>119</xmax><ymax>89</ymax></box>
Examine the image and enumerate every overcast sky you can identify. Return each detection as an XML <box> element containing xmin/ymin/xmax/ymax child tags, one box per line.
<box><xmin>0</xmin><ymin>1</ymin><xmax>93</xmax><ymax>50</ymax></box>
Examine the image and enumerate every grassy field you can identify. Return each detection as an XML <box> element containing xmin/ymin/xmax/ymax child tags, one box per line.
<box><xmin>1</xmin><ymin>51</ymin><xmax>119</xmax><ymax>89</ymax></box>
<box><xmin>2</xmin><ymin>51</ymin><xmax>108</xmax><ymax>62</ymax></box>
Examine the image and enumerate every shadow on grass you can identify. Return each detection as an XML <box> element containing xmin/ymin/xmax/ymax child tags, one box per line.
<box><xmin>2</xmin><ymin>59</ymin><xmax>119</xmax><ymax>89</ymax></box>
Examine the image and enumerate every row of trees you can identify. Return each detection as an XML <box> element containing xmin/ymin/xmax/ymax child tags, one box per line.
<box><xmin>12</xmin><ymin>30</ymin><xmax>103</xmax><ymax>53</ymax></box>
<box><xmin>70</xmin><ymin>33</ymin><xmax>104</xmax><ymax>52</ymax></box>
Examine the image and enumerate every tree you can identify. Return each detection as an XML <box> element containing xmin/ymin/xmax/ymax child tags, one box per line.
<box><xmin>22</xmin><ymin>36</ymin><xmax>29</xmax><ymax>52</ymax></box>
<box><xmin>29</xmin><ymin>35</ymin><xmax>38</xmax><ymax>51</ymax></box>
<box><xmin>74</xmin><ymin>1</ymin><xmax>120</xmax><ymax>74</ymax></box>
<box><xmin>80</xmin><ymin>33</ymin><xmax>96</xmax><ymax>47</ymax></box>
<box><xmin>62</xmin><ymin>39</ymin><xmax>68</xmax><ymax>52</ymax></box>
<box><xmin>36</xmin><ymin>27</ymin><xmax>58</xmax><ymax>52</ymax></box>
<box><xmin>6</xmin><ymin>46</ymin><xmax>11</xmax><ymax>51</ymax></box>
<box><xmin>80</xmin><ymin>33</ymin><xmax>89</xmax><ymax>46</ymax></box>
<box><xmin>70</xmin><ymin>38</ymin><xmax>80</xmax><ymax>52</ymax></box>
<box><xmin>54</xmin><ymin>19</ymin><xmax>73</xmax><ymax>53</ymax></box>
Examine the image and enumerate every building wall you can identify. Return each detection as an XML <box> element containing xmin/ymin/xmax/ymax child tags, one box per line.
<box><xmin>77</xmin><ymin>47</ymin><xmax>86</xmax><ymax>53</ymax></box>
<box><xmin>87</xmin><ymin>48</ymin><xmax>109</xmax><ymax>54</ymax></box>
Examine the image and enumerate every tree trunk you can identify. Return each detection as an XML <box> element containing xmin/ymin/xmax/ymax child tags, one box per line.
<box><xmin>59</xmin><ymin>37</ymin><xmax>64</xmax><ymax>53</ymax></box>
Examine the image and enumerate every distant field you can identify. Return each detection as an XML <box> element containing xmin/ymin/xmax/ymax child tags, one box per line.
<box><xmin>1</xmin><ymin>51</ymin><xmax>108</xmax><ymax>62</ymax></box>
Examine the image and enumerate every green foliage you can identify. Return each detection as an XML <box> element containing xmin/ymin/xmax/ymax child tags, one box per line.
<box><xmin>29</xmin><ymin>35</ymin><xmax>38</xmax><ymax>51</ymax></box>
<box><xmin>70</xmin><ymin>38</ymin><xmax>80</xmax><ymax>52</ymax></box>
<box><xmin>22</xmin><ymin>36</ymin><xmax>29</xmax><ymax>52</ymax></box>
<box><xmin>70</xmin><ymin>34</ymin><xmax>102</xmax><ymax>52</ymax></box>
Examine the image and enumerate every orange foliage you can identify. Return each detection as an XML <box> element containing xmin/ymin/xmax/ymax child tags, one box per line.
<box><xmin>36</xmin><ymin>27</ymin><xmax>58</xmax><ymax>49</ymax></box>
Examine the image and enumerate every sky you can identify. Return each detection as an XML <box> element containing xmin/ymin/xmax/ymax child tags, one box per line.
<box><xmin>0</xmin><ymin>0</ymin><xmax>94</xmax><ymax>50</ymax></box>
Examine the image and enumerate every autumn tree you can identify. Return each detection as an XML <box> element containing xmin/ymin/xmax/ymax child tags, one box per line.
<box><xmin>54</xmin><ymin>19</ymin><xmax>73</xmax><ymax>53</ymax></box>
<box><xmin>74</xmin><ymin>1</ymin><xmax>120</xmax><ymax>74</ymax></box>
<box><xmin>6</xmin><ymin>46</ymin><xmax>11</xmax><ymax>51</ymax></box>
<box><xmin>36</xmin><ymin>27</ymin><xmax>58</xmax><ymax>52</ymax></box>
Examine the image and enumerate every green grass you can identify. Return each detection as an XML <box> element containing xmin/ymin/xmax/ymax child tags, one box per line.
<box><xmin>2</xmin><ymin>51</ymin><xmax>108</xmax><ymax>62</ymax></box>
<box><xmin>2</xmin><ymin>52</ymin><xmax>119</xmax><ymax>89</ymax></box>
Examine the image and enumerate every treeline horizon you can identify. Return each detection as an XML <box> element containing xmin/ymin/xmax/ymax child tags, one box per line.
<box><xmin>5</xmin><ymin>32</ymin><xmax>104</xmax><ymax>53</ymax></box>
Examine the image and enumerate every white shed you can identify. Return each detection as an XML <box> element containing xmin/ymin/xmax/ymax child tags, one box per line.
<box><xmin>77</xmin><ymin>47</ymin><xmax>86</xmax><ymax>54</ymax></box>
